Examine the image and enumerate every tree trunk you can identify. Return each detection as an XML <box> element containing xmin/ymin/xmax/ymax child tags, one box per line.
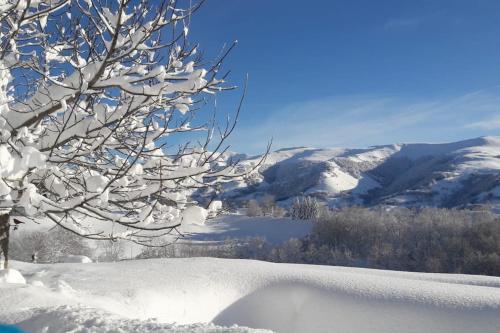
<box><xmin>0</xmin><ymin>214</ymin><xmax>9</xmax><ymax>269</ymax></box>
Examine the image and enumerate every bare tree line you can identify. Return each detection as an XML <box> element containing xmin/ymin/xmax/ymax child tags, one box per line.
<box><xmin>139</xmin><ymin>206</ymin><xmax>500</xmax><ymax>276</ymax></box>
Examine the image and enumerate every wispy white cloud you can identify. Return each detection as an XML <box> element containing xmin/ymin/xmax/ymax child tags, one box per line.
<box><xmin>383</xmin><ymin>17</ymin><xmax>421</xmax><ymax>30</ymax></box>
<box><xmin>228</xmin><ymin>89</ymin><xmax>500</xmax><ymax>153</ymax></box>
<box><xmin>466</xmin><ymin>116</ymin><xmax>500</xmax><ymax>130</ymax></box>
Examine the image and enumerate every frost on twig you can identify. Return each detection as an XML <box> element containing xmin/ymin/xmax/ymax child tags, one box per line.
<box><xmin>0</xmin><ymin>0</ymin><xmax>267</xmax><ymax>246</ymax></box>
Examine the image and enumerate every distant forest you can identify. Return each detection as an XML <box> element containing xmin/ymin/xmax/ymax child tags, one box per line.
<box><xmin>142</xmin><ymin>206</ymin><xmax>500</xmax><ymax>276</ymax></box>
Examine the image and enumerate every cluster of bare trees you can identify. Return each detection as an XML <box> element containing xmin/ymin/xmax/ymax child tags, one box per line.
<box><xmin>290</xmin><ymin>196</ymin><xmax>320</xmax><ymax>220</ymax></box>
<box><xmin>246</xmin><ymin>195</ymin><xmax>286</xmax><ymax>218</ymax></box>
<box><xmin>11</xmin><ymin>227</ymin><xmax>126</xmax><ymax>262</ymax></box>
<box><xmin>10</xmin><ymin>227</ymin><xmax>92</xmax><ymax>263</ymax></box>
<box><xmin>244</xmin><ymin>195</ymin><xmax>322</xmax><ymax>219</ymax></box>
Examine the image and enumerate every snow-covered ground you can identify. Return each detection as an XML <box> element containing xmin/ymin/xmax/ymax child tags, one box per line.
<box><xmin>180</xmin><ymin>215</ymin><xmax>312</xmax><ymax>244</ymax></box>
<box><xmin>1</xmin><ymin>258</ymin><xmax>500</xmax><ymax>333</ymax></box>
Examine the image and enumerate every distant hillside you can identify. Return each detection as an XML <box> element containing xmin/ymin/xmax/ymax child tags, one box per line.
<box><xmin>221</xmin><ymin>136</ymin><xmax>500</xmax><ymax>209</ymax></box>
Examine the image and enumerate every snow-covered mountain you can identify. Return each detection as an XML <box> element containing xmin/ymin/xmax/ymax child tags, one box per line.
<box><xmin>223</xmin><ymin>136</ymin><xmax>500</xmax><ymax>208</ymax></box>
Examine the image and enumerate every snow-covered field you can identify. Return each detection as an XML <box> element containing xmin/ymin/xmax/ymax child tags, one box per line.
<box><xmin>180</xmin><ymin>215</ymin><xmax>312</xmax><ymax>244</ymax></box>
<box><xmin>1</xmin><ymin>258</ymin><xmax>500</xmax><ymax>333</ymax></box>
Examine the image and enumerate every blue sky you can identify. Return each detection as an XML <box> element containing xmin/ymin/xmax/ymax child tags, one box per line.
<box><xmin>188</xmin><ymin>0</ymin><xmax>500</xmax><ymax>154</ymax></box>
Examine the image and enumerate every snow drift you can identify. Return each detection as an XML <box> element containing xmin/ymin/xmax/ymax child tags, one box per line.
<box><xmin>0</xmin><ymin>269</ymin><xmax>25</xmax><ymax>284</ymax></box>
<box><xmin>58</xmin><ymin>255</ymin><xmax>92</xmax><ymax>264</ymax></box>
<box><xmin>1</xmin><ymin>258</ymin><xmax>500</xmax><ymax>333</ymax></box>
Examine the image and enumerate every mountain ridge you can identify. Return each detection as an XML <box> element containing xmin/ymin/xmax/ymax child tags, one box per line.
<box><xmin>222</xmin><ymin>136</ymin><xmax>500</xmax><ymax>209</ymax></box>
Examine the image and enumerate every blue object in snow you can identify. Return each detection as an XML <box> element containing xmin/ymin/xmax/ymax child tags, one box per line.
<box><xmin>0</xmin><ymin>325</ymin><xmax>25</xmax><ymax>333</ymax></box>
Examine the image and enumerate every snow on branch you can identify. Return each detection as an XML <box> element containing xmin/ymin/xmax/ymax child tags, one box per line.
<box><xmin>0</xmin><ymin>0</ymin><xmax>263</xmax><ymax>246</ymax></box>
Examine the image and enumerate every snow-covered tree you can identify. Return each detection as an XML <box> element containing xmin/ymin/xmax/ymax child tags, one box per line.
<box><xmin>291</xmin><ymin>196</ymin><xmax>320</xmax><ymax>220</ymax></box>
<box><xmin>0</xmin><ymin>0</ymin><xmax>262</xmax><ymax>268</ymax></box>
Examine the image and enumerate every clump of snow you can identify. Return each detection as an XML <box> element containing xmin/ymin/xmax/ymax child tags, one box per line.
<box><xmin>30</xmin><ymin>280</ymin><xmax>45</xmax><ymax>287</ymax></box>
<box><xmin>208</xmin><ymin>200</ymin><xmax>223</xmax><ymax>213</ymax></box>
<box><xmin>86</xmin><ymin>175</ymin><xmax>109</xmax><ymax>193</ymax></box>
<box><xmin>55</xmin><ymin>280</ymin><xmax>76</xmax><ymax>294</ymax></box>
<box><xmin>0</xmin><ymin>269</ymin><xmax>26</xmax><ymax>284</ymax></box>
<box><xmin>182</xmin><ymin>206</ymin><xmax>208</xmax><ymax>225</ymax></box>
<box><xmin>59</xmin><ymin>255</ymin><xmax>92</xmax><ymax>264</ymax></box>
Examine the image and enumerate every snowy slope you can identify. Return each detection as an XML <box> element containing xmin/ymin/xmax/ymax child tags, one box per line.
<box><xmin>1</xmin><ymin>258</ymin><xmax>500</xmax><ymax>333</ymax></box>
<box><xmin>225</xmin><ymin>136</ymin><xmax>500</xmax><ymax>208</ymax></box>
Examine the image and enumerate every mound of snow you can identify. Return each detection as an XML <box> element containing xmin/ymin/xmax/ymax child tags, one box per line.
<box><xmin>182</xmin><ymin>206</ymin><xmax>208</xmax><ymax>225</ymax></box>
<box><xmin>2</xmin><ymin>259</ymin><xmax>500</xmax><ymax>333</ymax></box>
<box><xmin>59</xmin><ymin>255</ymin><xmax>92</xmax><ymax>264</ymax></box>
<box><xmin>15</xmin><ymin>306</ymin><xmax>270</xmax><ymax>333</ymax></box>
<box><xmin>29</xmin><ymin>280</ymin><xmax>45</xmax><ymax>287</ymax></box>
<box><xmin>0</xmin><ymin>269</ymin><xmax>26</xmax><ymax>284</ymax></box>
